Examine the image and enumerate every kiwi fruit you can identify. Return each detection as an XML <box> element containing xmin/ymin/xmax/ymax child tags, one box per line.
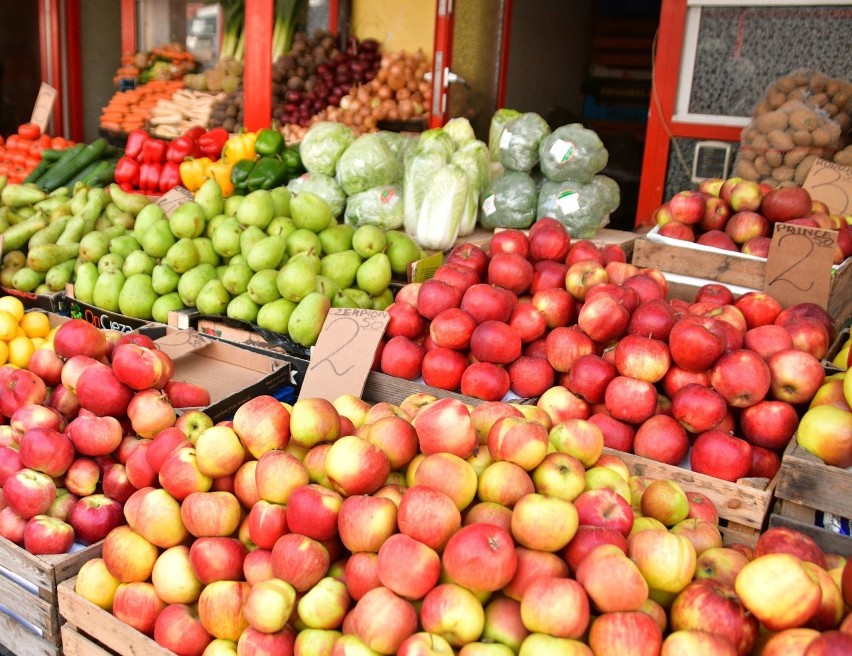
<box><xmin>767</xmin><ymin>130</ymin><xmax>794</xmax><ymax>150</ymax></box>
<box><xmin>755</xmin><ymin>110</ymin><xmax>788</xmax><ymax>133</ymax></box>
<box><xmin>789</xmin><ymin>108</ymin><xmax>820</xmax><ymax>131</ymax></box>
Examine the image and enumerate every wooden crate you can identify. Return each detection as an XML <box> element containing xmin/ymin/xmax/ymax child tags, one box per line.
<box><xmin>0</xmin><ymin>538</ymin><xmax>102</xmax><ymax>656</ymax></box>
<box><xmin>772</xmin><ymin>437</ymin><xmax>852</xmax><ymax>556</ymax></box>
<box><xmin>58</xmin><ymin>578</ymin><xmax>172</xmax><ymax>656</ymax></box>
<box><xmin>631</xmin><ymin>236</ymin><xmax>852</xmax><ymax>326</ymax></box>
<box><xmin>603</xmin><ymin>447</ymin><xmax>778</xmax><ymax>547</ymax></box>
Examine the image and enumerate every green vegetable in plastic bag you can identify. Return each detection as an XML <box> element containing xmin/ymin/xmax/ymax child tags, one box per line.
<box><xmin>590</xmin><ymin>174</ymin><xmax>621</xmax><ymax>215</ymax></box>
<box><xmin>443</xmin><ymin>117</ymin><xmax>477</xmax><ymax>150</ymax></box>
<box><xmin>298</xmin><ymin>122</ymin><xmax>356</xmax><ymax>176</ymax></box>
<box><xmin>539</xmin><ymin>123</ymin><xmax>609</xmax><ymax>183</ymax></box>
<box><xmin>489</xmin><ymin>108</ymin><xmax>522</xmax><ymax>162</ymax></box>
<box><xmin>479</xmin><ymin>171</ymin><xmax>538</xmax><ymax>230</ymax></box>
<box><xmin>451</xmin><ymin>141</ymin><xmax>491</xmax><ymax>195</ymax></box>
<box><xmin>336</xmin><ymin>133</ymin><xmax>401</xmax><ymax>196</ymax></box>
<box><xmin>286</xmin><ymin>172</ymin><xmax>347</xmax><ymax>218</ymax></box>
<box><xmin>376</xmin><ymin>130</ymin><xmax>415</xmax><ymax>169</ymax></box>
<box><xmin>499</xmin><ymin>112</ymin><xmax>551</xmax><ymax>173</ymax></box>
<box><xmin>415</xmin><ymin>163</ymin><xmax>470</xmax><ymax>251</ymax></box>
<box><xmin>537</xmin><ymin>178</ymin><xmax>610</xmax><ymax>238</ymax></box>
<box><xmin>403</xmin><ymin>150</ymin><xmax>447</xmax><ymax>234</ymax></box>
<box><xmin>343</xmin><ymin>185</ymin><xmax>404</xmax><ymax>230</ymax></box>
<box><xmin>416</xmin><ymin>128</ymin><xmax>455</xmax><ymax>161</ymax></box>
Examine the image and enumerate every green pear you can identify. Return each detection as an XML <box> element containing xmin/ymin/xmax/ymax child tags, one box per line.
<box><xmin>211</xmin><ymin>217</ymin><xmax>244</xmax><ymax>258</ymax></box>
<box><xmin>286</xmin><ymin>228</ymin><xmax>322</xmax><ymax>258</ymax></box>
<box><xmin>236</xmin><ymin>189</ymin><xmax>274</xmax><ymax>230</ymax></box>
<box><xmin>140</xmin><ymin>219</ymin><xmax>177</xmax><ymax>258</ymax></box>
<box><xmin>73</xmin><ymin>262</ymin><xmax>98</xmax><ymax>304</ymax></box>
<box><xmin>227</xmin><ymin>292</ymin><xmax>260</xmax><ymax>323</ymax></box>
<box><xmin>118</xmin><ymin>273</ymin><xmax>157</xmax><ymax>319</ymax></box>
<box><xmin>78</xmin><ymin>231</ymin><xmax>110</xmax><ymax>263</ymax></box>
<box><xmin>385</xmin><ymin>230</ymin><xmax>422</xmax><ymax>276</ymax></box>
<box><xmin>266</xmin><ymin>216</ymin><xmax>297</xmax><ymax>241</ymax></box>
<box><xmin>10</xmin><ymin>268</ymin><xmax>45</xmax><ymax>292</ymax></box>
<box><xmin>247</xmin><ymin>269</ymin><xmax>282</xmax><ymax>305</ymax></box>
<box><xmin>356</xmin><ymin>253</ymin><xmax>392</xmax><ymax>296</ymax></box>
<box><xmin>122</xmin><ymin>250</ymin><xmax>156</xmax><ymax>277</ymax></box>
<box><xmin>342</xmin><ymin>288</ymin><xmax>373</xmax><ymax>309</ymax></box>
<box><xmin>288</xmin><ymin>250</ymin><xmax>322</xmax><ymax>274</ymax></box>
<box><xmin>195</xmin><ymin>178</ymin><xmax>225</xmax><ymax>220</ymax></box>
<box><xmin>270</xmin><ymin>187</ymin><xmax>292</xmax><ymax>219</ymax></box>
<box><xmin>332</xmin><ymin>290</ymin><xmax>360</xmax><ymax>308</ymax></box>
<box><xmin>152</xmin><ymin>292</ymin><xmax>185</xmax><ymax>324</ymax></box>
<box><xmin>229</xmin><ymin>253</ymin><xmax>247</xmax><ymax>266</ymax></box>
<box><xmin>97</xmin><ymin>253</ymin><xmax>124</xmax><ymax>274</ymax></box>
<box><xmin>216</xmin><ymin>265</ymin><xmax>228</xmax><ymax>280</ymax></box>
<box><xmin>256</xmin><ymin>298</ymin><xmax>297</xmax><ymax>334</ymax></box>
<box><xmin>152</xmin><ymin>263</ymin><xmax>181</xmax><ymax>294</ymax></box>
<box><xmin>193</xmin><ymin>237</ymin><xmax>219</xmax><ymax>266</ymax></box>
<box><xmin>224</xmin><ymin>194</ymin><xmax>244</xmax><ymax>217</ymax></box>
<box><xmin>165</xmin><ymin>238</ymin><xmax>200</xmax><ymax>274</ymax></box>
<box><xmin>318</xmin><ymin>223</ymin><xmax>355</xmax><ymax>254</ymax></box>
<box><xmin>196</xmin><ymin>279</ymin><xmax>232</xmax><ymax>315</ymax></box>
<box><xmin>276</xmin><ymin>258</ymin><xmax>317</xmax><ymax>303</ymax></box>
<box><xmin>109</xmin><ymin>234</ymin><xmax>141</xmax><ymax>259</ymax></box>
<box><xmin>371</xmin><ymin>288</ymin><xmax>394</xmax><ymax>310</ymax></box>
<box><xmin>178</xmin><ymin>263</ymin><xmax>217</xmax><ymax>307</ymax></box>
<box><xmin>108</xmin><ymin>211</ymin><xmax>135</xmax><ymax>231</ymax></box>
<box><xmin>314</xmin><ymin>275</ymin><xmax>341</xmax><ymax>300</ymax></box>
<box><xmin>352</xmin><ymin>224</ymin><xmax>387</xmax><ymax>259</ymax></box>
<box><xmin>92</xmin><ymin>270</ymin><xmax>125</xmax><ymax>312</ymax></box>
<box><xmin>205</xmin><ymin>213</ymin><xmax>228</xmax><ymax>239</ymax></box>
<box><xmin>240</xmin><ymin>225</ymin><xmax>267</xmax><ymax>259</ymax></box>
<box><xmin>169</xmin><ymin>201</ymin><xmax>206</xmax><ymax>238</ymax></box>
<box><xmin>290</xmin><ymin>191</ymin><xmax>332</xmax><ymax>232</ymax></box>
<box><xmin>246</xmin><ymin>235</ymin><xmax>287</xmax><ymax>272</ymax></box>
<box><xmin>288</xmin><ymin>292</ymin><xmax>331</xmax><ymax>347</ymax></box>
<box><xmin>133</xmin><ymin>204</ymin><xmax>167</xmax><ymax>240</ymax></box>
<box><xmin>320</xmin><ymin>250</ymin><xmax>361</xmax><ymax>289</ymax></box>
<box><xmin>222</xmin><ymin>261</ymin><xmax>255</xmax><ymax>295</ymax></box>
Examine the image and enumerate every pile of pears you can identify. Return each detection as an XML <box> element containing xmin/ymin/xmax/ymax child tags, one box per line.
<box><xmin>72</xmin><ymin>181</ymin><xmax>425</xmax><ymax>348</ymax></box>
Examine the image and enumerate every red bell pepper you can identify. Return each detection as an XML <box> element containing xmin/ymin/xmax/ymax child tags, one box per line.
<box><xmin>139</xmin><ymin>161</ymin><xmax>162</xmax><ymax>193</ymax></box>
<box><xmin>183</xmin><ymin>126</ymin><xmax>206</xmax><ymax>142</ymax></box>
<box><xmin>124</xmin><ymin>129</ymin><xmax>150</xmax><ymax>159</ymax></box>
<box><xmin>158</xmin><ymin>161</ymin><xmax>182</xmax><ymax>193</ymax></box>
<box><xmin>166</xmin><ymin>135</ymin><xmax>195</xmax><ymax>163</ymax></box>
<box><xmin>140</xmin><ymin>138</ymin><xmax>168</xmax><ymax>164</ymax></box>
<box><xmin>114</xmin><ymin>156</ymin><xmax>141</xmax><ymax>187</ymax></box>
<box><xmin>198</xmin><ymin>127</ymin><xmax>229</xmax><ymax>160</ymax></box>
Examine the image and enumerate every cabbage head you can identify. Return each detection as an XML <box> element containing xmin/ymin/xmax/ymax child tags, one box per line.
<box><xmin>539</xmin><ymin>123</ymin><xmax>609</xmax><ymax>182</ymax></box>
<box><xmin>343</xmin><ymin>185</ymin><xmax>403</xmax><ymax>230</ymax></box>
<box><xmin>537</xmin><ymin>179</ymin><xmax>609</xmax><ymax>238</ymax></box>
<box><xmin>499</xmin><ymin>112</ymin><xmax>552</xmax><ymax>173</ymax></box>
<box><xmin>416</xmin><ymin>128</ymin><xmax>455</xmax><ymax>161</ymax></box>
<box><xmin>489</xmin><ymin>108</ymin><xmax>522</xmax><ymax>162</ymax></box>
<box><xmin>590</xmin><ymin>174</ymin><xmax>621</xmax><ymax>215</ymax></box>
<box><xmin>403</xmin><ymin>150</ymin><xmax>447</xmax><ymax>234</ymax></box>
<box><xmin>479</xmin><ymin>171</ymin><xmax>538</xmax><ymax>230</ymax></box>
<box><xmin>451</xmin><ymin>140</ymin><xmax>491</xmax><ymax>195</ymax></box>
<box><xmin>415</xmin><ymin>164</ymin><xmax>470</xmax><ymax>251</ymax></box>
<box><xmin>298</xmin><ymin>121</ymin><xmax>356</xmax><ymax>176</ymax></box>
<box><xmin>444</xmin><ymin>117</ymin><xmax>477</xmax><ymax>149</ymax></box>
<box><xmin>286</xmin><ymin>172</ymin><xmax>347</xmax><ymax>217</ymax></box>
<box><xmin>335</xmin><ymin>133</ymin><xmax>401</xmax><ymax>196</ymax></box>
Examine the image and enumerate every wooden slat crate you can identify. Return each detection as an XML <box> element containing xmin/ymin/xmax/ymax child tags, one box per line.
<box><xmin>772</xmin><ymin>437</ymin><xmax>852</xmax><ymax>556</ymax></box>
<box><xmin>0</xmin><ymin>537</ymin><xmax>102</xmax><ymax>656</ymax></box>
<box><xmin>58</xmin><ymin>578</ymin><xmax>172</xmax><ymax>656</ymax></box>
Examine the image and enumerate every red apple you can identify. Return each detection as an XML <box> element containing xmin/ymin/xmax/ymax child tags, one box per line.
<box><xmin>761</xmin><ymin>186</ymin><xmax>812</xmax><ymax>223</ymax></box>
<box><xmin>744</xmin><ymin>324</ymin><xmax>794</xmax><ymax>360</ymax></box>
<box><xmin>398</xmin><ymin>485</ymin><xmax>461</xmax><ymax>552</ymax></box>
<box><xmin>604</xmin><ymin>376</ymin><xmax>658</xmax><ymax>425</ymax></box>
<box><xmin>700</xmin><ymin>196</ymin><xmax>732</xmax><ymax>232</ymax></box>
<box><xmin>75</xmin><ymin>363</ymin><xmax>133</xmax><ymax>418</ymax></box>
<box><xmin>488</xmin><ymin>252</ymin><xmax>534</xmax><ymax>295</ymax></box>
<box><xmin>690</xmin><ymin>431</ymin><xmax>753</xmax><ymax>482</ymax></box>
<box><xmin>418</xmin><ymin>279</ymin><xmax>464</xmax><ymax>320</ymax></box>
<box><xmin>3</xmin><ymin>467</ymin><xmax>56</xmax><ymax>519</ymax></box>
<box><xmin>710</xmin><ymin>349</ymin><xmax>771</xmax><ymax>408</ymax></box>
<box><xmin>576</xmin><ymin>543</ymin><xmax>649</xmax><ymax>613</ymax></box>
<box><xmin>377</xmin><ymin>533</ymin><xmax>441</xmax><ymax>599</ymax></box>
<box><xmin>754</xmin><ymin>527</ymin><xmax>826</xmax><ymax>568</ymax></box>
<box><xmin>546</xmin><ymin>325</ymin><xmax>596</xmax><ymax>373</ymax></box>
<box><xmin>669</xmin><ymin>191</ymin><xmax>707</xmax><ymax>225</ymax></box>
<box><xmin>162</xmin><ymin>380</ymin><xmax>211</xmax><ymax>409</ymax></box>
<box><xmin>725</xmin><ymin>210</ymin><xmax>769</xmax><ymax>244</ymax></box>
<box><xmin>68</xmin><ymin>493</ymin><xmax>125</xmax><ymax>545</ymax></box>
<box><xmin>232</xmin><ymin>394</ymin><xmax>291</xmax><ymax>456</ymax></box>
<box><xmin>25</xmin><ymin>348</ymin><xmax>64</xmax><ymax>387</ymax></box>
<box><xmin>0</xmin><ymin>369</ymin><xmax>47</xmax><ymax>418</ymax></box>
<box><xmin>447</xmin><ymin>242</ymin><xmax>489</xmax><ymax>278</ymax></box>
<box><xmin>740</xmin><ymin>399</ymin><xmax>798</xmax><ymax>450</ymax></box>
<box><xmin>344</xmin><ymin>586</ymin><xmax>419</xmax><ymax>654</ymax></box>
<box><xmin>659</xmin><ymin>221</ymin><xmax>696</xmax><ymax>242</ymax></box>
<box><xmin>442</xmin><ymin>522</ymin><xmax>518</xmax><ymax>592</ymax></box>
<box><xmin>574</xmin><ymin>487</ymin><xmax>634</xmax><ymax>535</ymax></box>
<box><xmin>767</xmin><ymin>348</ymin><xmax>825</xmax><ymax>405</ymax></box>
<box><xmin>52</xmin><ymin>319</ymin><xmax>107</xmax><ymax>361</ymax></box>
<box><xmin>613</xmin><ymin>335</ymin><xmax>671</xmax><ymax>383</ymax></box>
<box><xmin>633</xmin><ymin>414</ymin><xmax>689</xmax><ymax>465</ymax></box>
<box><xmin>429</xmin><ymin>308</ymin><xmax>477</xmax><ymax>351</ymax></box>
<box><xmin>577</xmin><ymin>292</ymin><xmax>630</xmax><ymax>344</ymax></box>
<box><xmin>529</xmin><ymin>219</ymin><xmax>571</xmax><ymax>261</ymax></box>
<box><xmin>153</xmin><ymin>603</ymin><xmax>212</xmax><ymax>656</ymax></box>
<box><xmin>23</xmin><ymin>514</ymin><xmax>74</xmax><ymax>554</ymax></box>
<box><xmin>18</xmin><ymin>426</ymin><xmax>74</xmax><ymax>477</ymax></box>
<box><xmin>520</xmin><ymin>577</ymin><xmax>589</xmax><ymax>639</ymax></box>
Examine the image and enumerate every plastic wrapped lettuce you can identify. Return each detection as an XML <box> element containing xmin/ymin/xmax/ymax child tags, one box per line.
<box><xmin>286</xmin><ymin>172</ymin><xmax>347</xmax><ymax>217</ymax></box>
<box><xmin>537</xmin><ymin>179</ymin><xmax>609</xmax><ymax>238</ymax></box>
<box><xmin>590</xmin><ymin>174</ymin><xmax>621</xmax><ymax>215</ymax></box>
<box><xmin>444</xmin><ymin>117</ymin><xmax>477</xmax><ymax>150</ymax></box>
<box><xmin>403</xmin><ymin>150</ymin><xmax>447</xmax><ymax>234</ymax></box>
<box><xmin>415</xmin><ymin>163</ymin><xmax>470</xmax><ymax>250</ymax></box>
<box><xmin>489</xmin><ymin>108</ymin><xmax>522</xmax><ymax>162</ymax></box>
<box><xmin>451</xmin><ymin>140</ymin><xmax>491</xmax><ymax>195</ymax></box>
<box><xmin>343</xmin><ymin>185</ymin><xmax>404</xmax><ymax>229</ymax></box>
<box><xmin>298</xmin><ymin>122</ymin><xmax>356</xmax><ymax>176</ymax></box>
<box><xmin>335</xmin><ymin>133</ymin><xmax>401</xmax><ymax>196</ymax></box>
<box><xmin>376</xmin><ymin>130</ymin><xmax>416</xmax><ymax>170</ymax></box>
<box><xmin>416</xmin><ymin>128</ymin><xmax>455</xmax><ymax>161</ymax></box>
<box><xmin>499</xmin><ymin>112</ymin><xmax>551</xmax><ymax>173</ymax></box>
<box><xmin>539</xmin><ymin>123</ymin><xmax>609</xmax><ymax>183</ymax></box>
<box><xmin>479</xmin><ymin>171</ymin><xmax>538</xmax><ymax>230</ymax></box>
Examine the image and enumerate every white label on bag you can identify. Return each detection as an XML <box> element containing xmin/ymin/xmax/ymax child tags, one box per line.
<box><xmin>550</xmin><ymin>139</ymin><xmax>576</xmax><ymax>163</ymax></box>
<box><xmin>499</xmin><ymin>130</ymin><xmax>513</xmax><ymax>148</ymax></box>
<box><xmin>482</xmin><ymin>193</ymin><xmax>497</xmax><ymax>215</ymax></box>
<box><xmin>556</xmin><ymin>191</ymin><xmax>580</xmax><ymax>213</ymax></box>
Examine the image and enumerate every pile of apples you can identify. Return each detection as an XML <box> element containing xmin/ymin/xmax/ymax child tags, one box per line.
<box><xmin>653</xmin><ymin>177</ymin><xmax>852</xmax><ymax>264</ymax></box>
<box><xmin>0</xmin><ymin>318</ymin><xmax>213</xmax><ymax>554</ymax></box>
<box><xmin>69</xmin><ymin>390</ymin><xmax>852</xmax><ymax>655</ymax></box>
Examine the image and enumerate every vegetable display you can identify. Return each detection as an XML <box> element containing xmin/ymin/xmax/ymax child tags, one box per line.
<box><xmin>0</xmin><ymin>124</ymin><xmax>75</xmax><ymax>185</ymax></box>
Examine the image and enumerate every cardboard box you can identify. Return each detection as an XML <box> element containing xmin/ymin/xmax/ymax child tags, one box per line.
<box><xmin>58</xmin><ymin>292</ymin><xmax>151</xmax><ymax>333</ymax></box>
<box><xmin>0</xmin><ymin>286</ymin><xmax>63</xmax><ymax>313</ymax></box>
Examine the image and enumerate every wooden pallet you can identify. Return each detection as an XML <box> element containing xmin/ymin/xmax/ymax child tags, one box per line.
<box><xmin>0</xmin><ymin>538</ymin><xmax>102</xmax><ymax>656</ymax></box>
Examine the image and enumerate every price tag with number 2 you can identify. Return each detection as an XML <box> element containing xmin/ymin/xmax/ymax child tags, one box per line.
<box><xmin>764</xmin><ymin>222</ymin><xmax>837</xmax><ymax>309</ymax></box>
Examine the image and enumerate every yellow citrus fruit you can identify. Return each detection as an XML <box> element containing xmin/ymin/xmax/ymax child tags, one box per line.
<box><xmin>7</xmin><ymin>335</ymin><xmax>35</xmax><ymax>368</ymax></box>
<box><xmin>45</xmin><ymin>326</ymin><xmax>60</xmax><ymax>343</ymax></box>
<box><xmin>0</xmin><ymin>341</ymin><xmax>7</xmax><ymax>366</ymax></box>
<box><xmin>0</xmin><ymin>310</ymin><xmax>17</xmax><ymax>341</ymax></box>
<box><xmin>30</xmin><ymin>337</ymin><xmax>45</xmax><ymax>350</ymax></box>
<box><xmin>0</xmin><ymin>296</ymin><xmax>25</xmax><ymax>322</ymax></box>
<box><xmin>20</xmin><ymin>312</ymin><xmax>50</xmax><ymax>339</ymax></box>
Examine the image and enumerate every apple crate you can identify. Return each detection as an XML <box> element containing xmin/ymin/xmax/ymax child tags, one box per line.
<box><xmin>0</xmin><ymin>538</ymin><xmax>102</xmax><ymax>656</ymax></box>
<box><xmin>770</xmin><ymin>437</ymin><xmax>852</xmax><ymax>557</ymax></box>
<box><xmin>57</xmin><ymin>578</ymin><xmax>171</xmax><ymax>656</ymax></box>
<box><xmin>631</xmin><ymin>231</ymin><xmax>852</xmax><ymax>327</ymax></box>
<box><xmin>822</xmin><ymin>327</ymin><xmax>850</xmax><ymax>374</ymax></box>
<box><xmin>602</xmin><ymin>448</ymin><xmax>778</xmax><ymax>548</ymax></box>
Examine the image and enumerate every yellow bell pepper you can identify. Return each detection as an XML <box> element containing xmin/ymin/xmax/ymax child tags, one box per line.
<box><xmin>179</xmin><ymin>157</ymin><xmax>212</xmax><ymax>192</ymax></box>
<box><xmin>222</xmin><ymin>131</ymin><xmax>258</xmax><ymax>165</ymax></box>
<box><xmin>207</xmin><ymin>159</ymin><xmax>235</xmax><ymax>197</ymax></box>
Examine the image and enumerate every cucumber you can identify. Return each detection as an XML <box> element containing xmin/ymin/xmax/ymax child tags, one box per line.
<box><xmin>37</xmin><ymin>139</ymin><xmax>109</xmax><ymax>192</ymax></box>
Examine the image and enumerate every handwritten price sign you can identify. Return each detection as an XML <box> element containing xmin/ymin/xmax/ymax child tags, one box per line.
<box><xmin>764</xmin><ymin>222</ymin><xmax>837</xmax><ymax>309</ymax></box>
<box><xmin>155</xmin><ymin>186</ymin><xmax>194</xmax><ymax>217</ymax></box>
<box><xmin>803</xmin><ymin>159</ymin><xmax>852</xmax><ymax>215</ymax></box>
<box><xmin>30</xmin><ymin>83</ymin><xmax>57</xmax><ymax>134</ymax></box>
<box><xmin>298</xmin><ymin>308</ymin><xmax>390</xmax><ymax>401</ymax></box>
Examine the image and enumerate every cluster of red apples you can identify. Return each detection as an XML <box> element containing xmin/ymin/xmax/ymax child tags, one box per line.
<box><xmin>653</xmin><ymin>177</ymin><xmax>852</xmax><ymax>264</ymax></box>
<box><xmin>0</xmin><ymin>319</ymin><xmax>212</xmax><ymax>555</ymax></box>
<box><xmin>68</xmin><ymin>389</ymin><xmax>852</xmax><ymax>656</ymax></box>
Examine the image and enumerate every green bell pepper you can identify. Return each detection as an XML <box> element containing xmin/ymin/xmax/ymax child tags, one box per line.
<box><xmin>282</xmin><ymin>145</ymin><xmax>304</xmax><ymax>177</ymax></box>
<box><xmin>230</xmin><ymin>159</ymin><xmax>257</xmax><ymax>195</ymax></box>
<box><xmin>254</xmin><ymin>129</ymin><xmax>285</xmax><ymax>157</ymax></box>
<box><xmin>246</xmin><ymin>156</ymin><xmax>289</xmax><ymax>192</ymax></box>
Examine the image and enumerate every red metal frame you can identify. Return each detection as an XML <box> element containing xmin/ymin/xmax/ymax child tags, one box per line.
<box><xmin>328</xmin><ymin>0</ymin><xmax>339</xmax><ymax>34</ymax></box>
<box><xmin>243</xmin><ymin>0</ymin><xmax>273</xmax><ymax>131</ymax></box>
<box><xmin>120</xmin><ymin>0</ymin><xmax>136</xmax><ymax>57</ymax></box>
<box><xmin>37</xmin><ymin>0</ymin><xmax>65</xmax><ymax>136</ymax></box>
<box><xmin>429</xmin><ymin>0</ymin><xmax>454</xmax><ymax>128</ymax></box>
<box><xmin>496</xmin><ymin>0</ymin><xmax>512</xmax><ymax>110</ymax></box>
<box><xmin>65</xmin><ymin>0</ymin><xmax>84</xmax><ymax>142</ymax></box>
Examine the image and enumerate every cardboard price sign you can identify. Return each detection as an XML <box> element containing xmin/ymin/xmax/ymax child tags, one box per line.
<box><xmin>764</xmin><ymin>222</ymin><xmax>837</xmax><ymax>309</ymax></box>
<box><xmin>30</xmin><ymin>83</ymin><xmax>57</xmax><ymax>134</ymax></box>
<box><xmin>802</xmin><ymin>159</ymin><xmax>852</xmax><ymax>216</ymax></box>
<box><xmin>408</xmin><ymin>251</ymin><xmax>443</xmax><ymax>282</ymax></box>
<box><xmin>155</xmin><ymin>186</ymin><xmax>194</xmax><ymax>217</ymax></box>
<box><xmin>298</xmin><ymin>308</ymin><xmax>390</xmax><ymax>402</ymax></box>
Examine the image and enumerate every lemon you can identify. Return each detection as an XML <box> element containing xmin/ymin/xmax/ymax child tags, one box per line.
<box><xmin>20</xmin><ymin>312</ymin><xmax>51</xmax><ymax>339</ymax></box>
<box><xmin>7</xmin><ymin>335</ymin><xmax>35</xmax><ymax>368</ymax></box>
<box><xmin>0</xmin><ymin>296</ymin><xmax>25</xmax><ymax>322</ymax></box>
<box><xmin>0</xmin><ymin>310</ymin><xmax>17</xmax><ymax>341</ymax></box>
